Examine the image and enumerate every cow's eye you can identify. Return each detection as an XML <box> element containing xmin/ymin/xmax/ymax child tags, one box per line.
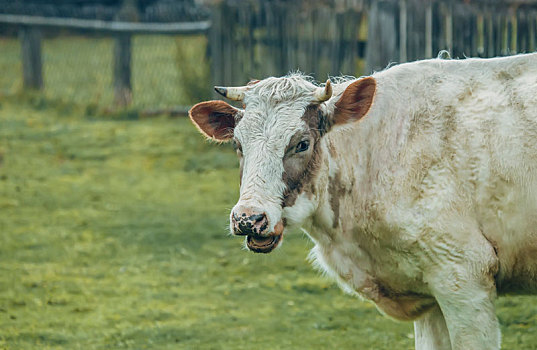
<box><xmin>295</xmin><ymin>140</ymin><xmax>310</xmax><ymax>153</ymax></box>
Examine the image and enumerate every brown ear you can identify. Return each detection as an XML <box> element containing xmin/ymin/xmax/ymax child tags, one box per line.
<box><xmin>334</xmin><ymin>77</ymin><xmax>376</xmax><ymax>125</ymax></box>
<box><xmin>189</xmin><ymin>100</ymin><xmax>240</xmax><ymax>141</ymax></box>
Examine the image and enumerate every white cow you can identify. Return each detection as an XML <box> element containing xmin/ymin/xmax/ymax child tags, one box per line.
<box><xmin>189</xmin><ymin>53</ymin><xmax>537</xmax><ymax>350</ymax></box>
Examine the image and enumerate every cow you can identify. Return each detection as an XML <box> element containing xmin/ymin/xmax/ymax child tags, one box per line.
<box><xmin>188</xmin><ymin>53</ymin><xmax>537</xmax><ymax>350</ymax></box>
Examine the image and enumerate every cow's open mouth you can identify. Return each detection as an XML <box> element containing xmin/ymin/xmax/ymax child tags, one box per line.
<box><xmin>246</xmin><ymin>233</ymin><xmax>282</xmax><ymax>253</ymax></box>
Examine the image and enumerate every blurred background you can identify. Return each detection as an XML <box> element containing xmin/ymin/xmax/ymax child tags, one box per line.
<box><xmin>1</xmin><ymin>0</ymin><xmax>537</xmax><ymax>110</ymax></box>
<box><xmin>1</xmin><ymin>0</ymin><xmax>537</xmax><ymax>349</ymax></box>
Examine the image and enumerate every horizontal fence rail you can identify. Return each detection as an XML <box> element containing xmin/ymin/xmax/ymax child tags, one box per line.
<box><xmin>0</xmin><ymin>14</ymin><xmax>211</xmax><ymax>35</ymax></box>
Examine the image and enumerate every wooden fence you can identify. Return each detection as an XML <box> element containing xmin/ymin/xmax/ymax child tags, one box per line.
<box><xmin>209</xmin><ymin>1</ymin><xmax>368</xmax><ymax>86</ymax></box>
<box><xmin>367</xmin><ymin>0</ymin><xmax>537</xmax><ymax>72</ymax></box>
<box><xmin>0</xmin><ymin>13</ymin><xmax>210</xmax><ymax>106</ymax></box>
<box><xmin>210</xmin><ymin>0</ymin><xmax>537</xmax><ymax>86</ymax></box>
<box><xmin>1</xmin><ymin>0</ymin><xmax>536</xmax><ymax>107</ymax></box>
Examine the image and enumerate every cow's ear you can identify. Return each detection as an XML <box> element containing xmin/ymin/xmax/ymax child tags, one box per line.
<box><xmin>189</xmin><ymin>100</ymin><xmax>241</xmax><ymax>142</ymax></box>
<box><xmin>333</xmin><ymin>77</ymin><xmax>376</xmax><ymax>125</ymax></box>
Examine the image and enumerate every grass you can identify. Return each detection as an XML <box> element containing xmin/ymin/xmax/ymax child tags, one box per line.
<box><xmin>1</xmin><ymin>100</ymin><xmax>537</xmax><ymax>350</ymax></box>
<box><xmin>0</xmin><ymin>101</ymin><xmax>413</xmax><ymax>350</ymax></box>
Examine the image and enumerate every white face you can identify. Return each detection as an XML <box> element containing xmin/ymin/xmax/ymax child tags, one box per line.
<box><xmin>189</xmin><ymin>74</ymin><xmax>375</xmax><ymax>253</ymax></box>
<box><xmin>228</xmin><ymin>75</ymin><xmax>335</xmax><ymax>251</ymax></box>
<box><xmin>232</xmin><ymin>97</ymin><xmax>323</xmax><ymax>234</ymax></box>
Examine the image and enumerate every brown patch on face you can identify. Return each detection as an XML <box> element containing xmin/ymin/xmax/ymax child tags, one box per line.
<box><xmin>281</xmin><ymin>105</ymin><xmax>327</xmax><ymax>208</ymax></box>
<box><xmin>301</xmin><ymin>103</ymin><xmax>330</xmax><ymax>136</ymax></box>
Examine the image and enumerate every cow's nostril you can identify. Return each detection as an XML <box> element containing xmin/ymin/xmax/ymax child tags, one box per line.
<box><xmin>249</xmin><ymin>213</ymin><xmax>266</xmax><ymax>223</ymax></box>
<box><xmin>232</xmin><ymin>212</ymin><xmax>240</xmax><ymax>223</ymax></box>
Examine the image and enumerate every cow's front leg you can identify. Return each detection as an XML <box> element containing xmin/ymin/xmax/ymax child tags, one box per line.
<box><xmin>414</xmin><ymin>304</ymin><xmax>451</xmax><ymax>350</ymax></box>
<box><xmin>427</xmin><ymin>266</ymin><xmax>500</xmax><ymax>350</ymax></box>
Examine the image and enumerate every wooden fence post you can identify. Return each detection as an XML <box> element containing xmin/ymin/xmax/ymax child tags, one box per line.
<box><xmin>113</xmin><ymin>0</ymin><xmax>138</xmax><ymax>107</ymax></box>
<box><xmin>19</xmin><ymin>25</ymin><xmax>43</xmax><ymax>90</ymax></box>
<box><xmin>365</xmin><ymin>0</ymin><xmax>398</xmax><ymax>73</ymax></box>
<box><xmin>208</xmin><ymin>4</ymin><xmax>221</xmax><ymax>97</ymax></box>
<box><xmin>113</xmin><ymin>33</ymin><xmax>132</xmax><ymax>106</ymax></box>
<box><xmin>399</xmin><ymin>0</ymin><xmax>407</xmax><ymax>62</ymax></box>
<box><xmin>528</xmin><ymin>11</ymin><xmax>537</xmax><ymax>52</ymax></box>
<box><xmin>425</xmin><ymin>1</ymin><xmax>433</xmax><ymax>58</ymax></box>
<box><xmin>445</xmin><ymin>3</ymin><xmax>453</xmax><ymax>55</ymax></box>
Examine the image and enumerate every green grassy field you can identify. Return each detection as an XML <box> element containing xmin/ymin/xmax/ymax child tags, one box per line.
<box><xmin>1</xmin><ymin>99</ymin><xmax>537</xmax><ymax>350</ymax></box>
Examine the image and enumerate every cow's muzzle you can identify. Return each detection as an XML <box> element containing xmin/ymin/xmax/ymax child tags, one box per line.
<box><xmin>231</xmin><ymin>210</ymin><xmax>268</xmax><ymax>236</ymax></box>
<box><xmin>231</xmin><ymin>207</ymin><xmax>284</xmax><ymax>253</ymax></box>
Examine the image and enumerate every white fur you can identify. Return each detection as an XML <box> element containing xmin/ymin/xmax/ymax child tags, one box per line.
<box><xmin>229</xmin><ymin>53</ymin><xmax>537</xmax><ymax>350</ymax></box>
<box><xmin>232</xmin><ymin>74</ymin><xmax>323</xmax><ymax>232</ymax></box>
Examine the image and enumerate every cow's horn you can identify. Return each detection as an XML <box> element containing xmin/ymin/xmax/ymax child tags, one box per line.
<box><xmin>214</xmin><ymin>86</ymin><xmax>248</xmax><ymax>101</ymax></box>
<box><xmin>313</xmin><ymin>80</ymin><xmax>332</xmax><ymax>102</ymax></box>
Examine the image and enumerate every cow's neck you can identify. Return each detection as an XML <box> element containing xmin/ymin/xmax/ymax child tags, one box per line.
<box><xmin>309</xmin><ymin>121</ymin><xmax>388</xmax><ymax>241</ymax></box>
<box><xmin>297</xmin><ymin>115</ymin><xmax>405</xmax><ymax>292</ymax></box>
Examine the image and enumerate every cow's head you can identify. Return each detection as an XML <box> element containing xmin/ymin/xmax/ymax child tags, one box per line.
<box><xmin>189</xmin><ymin>74</ymin><xmax>376</xmax><ymax>253</ymax></box>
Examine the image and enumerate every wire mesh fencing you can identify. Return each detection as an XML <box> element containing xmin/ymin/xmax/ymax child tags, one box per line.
<box><xmin>0</xmin><ymin>31</ymin><xmax>211</xmax><ymax>111</ymax></box>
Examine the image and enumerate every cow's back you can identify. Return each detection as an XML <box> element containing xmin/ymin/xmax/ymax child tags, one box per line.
<box><xmin>366</xmin><ymin>53</ymin><xmax>537</xmax><ymax>294</ymax></box>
